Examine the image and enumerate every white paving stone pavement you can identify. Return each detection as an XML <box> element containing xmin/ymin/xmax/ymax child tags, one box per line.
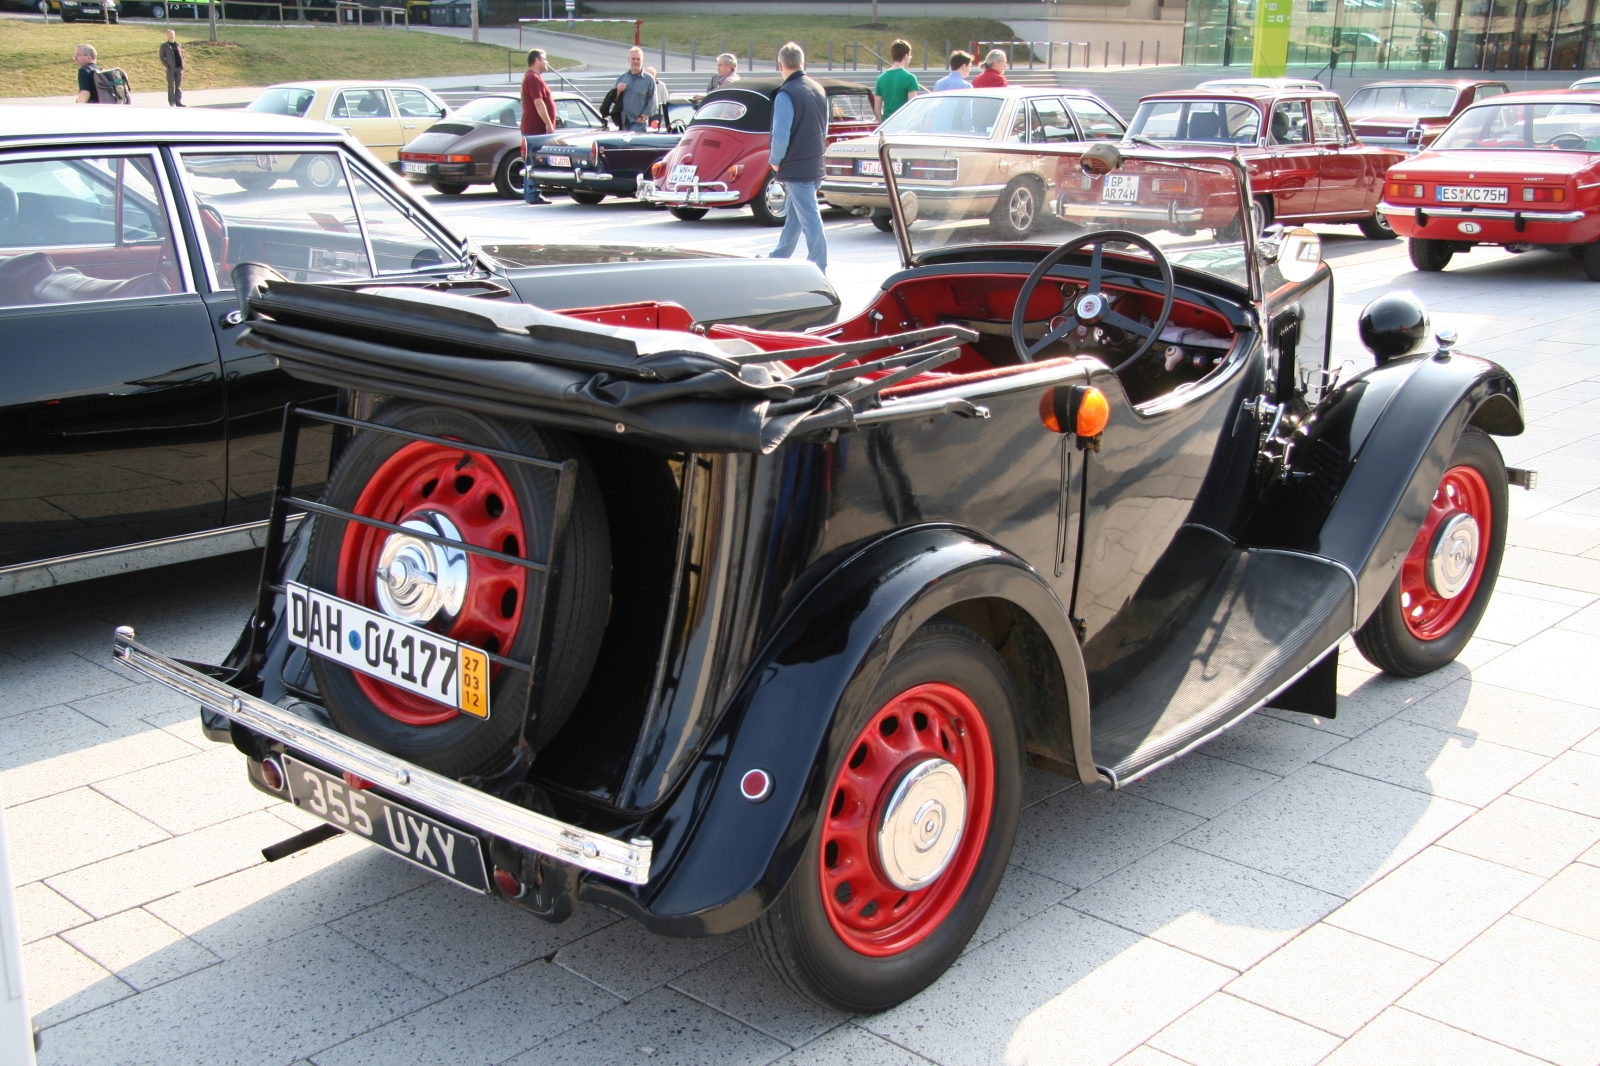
<box><xmin>6</xmin><ymin>199</ymin><xmax>1600</xmax><ymax>1065</ymax></box>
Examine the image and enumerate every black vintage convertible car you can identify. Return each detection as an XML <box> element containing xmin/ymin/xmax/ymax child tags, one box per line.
<box><xmin>0</xmin><ymin>108</ymin><xmax>835</xmax><ymax>595</ymax></box>
<box><xmin>112</xmin><ymin>137</ymin><xmax>1529</xmax><ymax>1011</ymax></box>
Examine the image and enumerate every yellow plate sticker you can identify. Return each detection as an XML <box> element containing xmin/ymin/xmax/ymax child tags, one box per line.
<box><xmin>456</xmin><ymin>646</ymin><xmax>490</xmax><ymax>719</ymax></box>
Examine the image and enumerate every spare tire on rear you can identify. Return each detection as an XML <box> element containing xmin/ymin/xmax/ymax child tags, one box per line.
<box><xmin>305</xmin><ymin>401</ymin><xmax>611</xmax><ymax>778</ymax></box>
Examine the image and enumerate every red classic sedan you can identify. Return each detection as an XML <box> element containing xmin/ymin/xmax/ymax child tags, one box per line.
<box><xmin>1344</xmin><ymin>79</ymin><xmax>1509</xmax><ymax>153</ymax></box>
<box><xmin>1125</xmin><ymin>88</ymin><xmax>1407</xmax><ymax>238</ymax></box>
<box><xmin>1379</xmin><ymin>90</ymin><xmax>1600</xmax><ymax>279</ymax></box>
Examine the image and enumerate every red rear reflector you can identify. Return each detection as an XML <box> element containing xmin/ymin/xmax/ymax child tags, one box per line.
<box><xmin>342</xmin><ymin>771</ymin><xmax>373</xmax><ymax>791</ymax></box>
<box><xmin>260</xmin><ymin>757</ymin><xmax>285</xmax><ymax>792</ymax></box>
<box><xmin>1151</xmin><ymin>178</ymin><xmax>1188</xmax><ymax>194</ymax></box>
<box><xmin>493</xmin><ymin>868</ymin><xmax>526</xmax><ymax>898</ymax></box>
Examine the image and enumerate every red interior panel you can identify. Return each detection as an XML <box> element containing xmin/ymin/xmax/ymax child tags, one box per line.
<box><xmin>556</xmin><ymin>301</ymin><xmax>695</xmax><ymax>332</ymax></box>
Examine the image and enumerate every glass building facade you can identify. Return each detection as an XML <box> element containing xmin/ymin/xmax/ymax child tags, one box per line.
<box><xmin>1182</xmin><ymin>0</ymin><xmax>1600</xmax><ymax>72</ymax></box>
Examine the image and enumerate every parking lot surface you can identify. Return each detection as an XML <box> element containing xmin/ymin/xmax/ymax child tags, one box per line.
<box><xmin>7</xmin><ymin>195</ymin><xmax>1600</xmax><ymax>1066</ymax></box>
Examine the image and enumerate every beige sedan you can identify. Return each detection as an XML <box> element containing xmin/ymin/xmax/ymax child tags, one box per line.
<box><xmin>821</xmin><ymin>86</ymin><xmax>1124</xmax><ymax>239</ymax></box>
<box><xmin>245</xmin><ymin>81</ymin><xmax>450</xmax><ymax>163</ymax></box>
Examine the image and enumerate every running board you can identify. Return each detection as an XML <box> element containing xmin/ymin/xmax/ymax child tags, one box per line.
<box><xmin>1090</xmin><ymin>549</ymin><xmax>1355</xmax><ymax>787</ymax></box>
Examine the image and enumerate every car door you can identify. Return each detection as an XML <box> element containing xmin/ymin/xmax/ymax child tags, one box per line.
<box><xmin>392</xmin><ymin>88</ymin><xmax>448</xmax><ymax>146</ymax></box>
<box><xmin>1311</xmin><ymin>98</ymin><xmax>1366</xmax><ymax>217</ymax></box>
<box><xmin>327</xmin><ymin>87</ymin><xmax>404</xmax><ymax>161</ymax></box>
<box><xmin>1065</xmin><ymin>97</ymin><xmax>1126</xmax><ymax>141</ymax></box>
<box><xmin>0</xmin><ymin>148</ymin><xmax>225</xmax><ymax>569</ymax></box>
<box><xmin>1265</xmin><ymin>99</ymin><xmax>1318</xmax><ymax>220</ymax></box>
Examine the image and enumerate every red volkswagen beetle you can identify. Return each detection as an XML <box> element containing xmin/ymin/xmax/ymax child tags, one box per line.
<box><xmin>1379</xmin><ymin>90</ymin><xmax>1600</xmax><ymax>279</ymax></box>
<box><xmin>1125</xmin><ymin>88</ymin><xmax>1407</xmax><ymax>238</ymax></box>
<box><xmin>638</xmin><ymin>76</ymin><xmax>877</xmax><ymax>225</ymax></box>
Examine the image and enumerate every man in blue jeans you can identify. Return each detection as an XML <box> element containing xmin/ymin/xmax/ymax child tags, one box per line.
<box><xmin>767</xmin><ymin>42</ymin><xmax>827</xmax><ymax>272</ymax></box>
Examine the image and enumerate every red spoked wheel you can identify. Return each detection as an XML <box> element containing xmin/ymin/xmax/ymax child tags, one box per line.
<box><xmin>1355</xmin><ymin>426</ymin><xmax>1507</xmax><ymax>678</ymax></box>
<box><xmin>1396</xmin><ymin>464</ymin><xmax>1492</xmax><ymax>641</ymax></box>
<box><xmin>820</xmin><ymin>683</ymin><xmax>994</xmax><ymax>957</ymax></box>
<box><xmin>336</xmin><ymin>441</ymin><xmax>528</xmax><ymax>726</ymax></box>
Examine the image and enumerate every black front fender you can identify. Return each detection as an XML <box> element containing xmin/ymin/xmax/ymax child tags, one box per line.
<box><xmin>616</xmin><ymin>525</ymin><xmax>1090</xmax><ymax>936</ymax></box>
<box><xmin>1312</xmin><ymin>350</ymin><xmax>1521</xmax><ymax>624</ymax></box>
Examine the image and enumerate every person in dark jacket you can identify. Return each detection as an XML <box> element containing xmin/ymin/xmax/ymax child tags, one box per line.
<box><xmin>767</xmin><ymin>42</ymin><xmax>827</xmax><ymax>272</ymax></box>
<box><xmin>159</xmin><ymin>30</ymin><xmax>184</xmax><ymax>107</ymax></box>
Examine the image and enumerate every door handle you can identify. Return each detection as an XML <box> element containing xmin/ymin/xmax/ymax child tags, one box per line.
<box><xmin>220</xmin><ymin>309</ymin><xmax>243</xmax><ymax>328</ymax></box>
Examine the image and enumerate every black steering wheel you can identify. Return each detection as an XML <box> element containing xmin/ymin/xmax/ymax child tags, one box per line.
<box><xmin>1012</xmin><ymin>230</ymin><xmax>1176</xmax><ymax>368</ymax></box>
<box><xmin>1545</xmin><ymin>132</ymin><xmax>1588</xmax><ymax>150</ymax></box>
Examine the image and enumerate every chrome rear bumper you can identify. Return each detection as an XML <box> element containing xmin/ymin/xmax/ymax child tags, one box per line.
<box><xmin>111</xmin><ymin>628</ymin><xmax>652</xmax><ymax>885</ymax></box>
<box><xmin>637</xmin><ymin>179</ymin><xmax>742</xmax><ymax>205</ymax></box>
<box><xmin>1379</xmin><ymin>202</ymin><xmax>1587</xmax><ymax>224</ymax></box>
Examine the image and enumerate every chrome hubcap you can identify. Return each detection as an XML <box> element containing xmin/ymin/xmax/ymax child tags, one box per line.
<box><xmin>1010</xmin><ymin>187</ymin><xmax>1035</xmax><ymax>230</ymax></box>
<box><xmin>876</xmin><ymin>757</ymin><xmax>967</xmax><ymax>891</ymax></box>
<box><xmin>1427</xmin><ymin>511</ymin><xmax>1480</xmax><ymax>600</ymax></box>
<box><xmin>766</xmin><ymin>180</ymin><xmax>788</xmax><ymax>216</ymax></box>
<box><xmin>375</xmin><ymin>511</ymin><xmax>469</xmax><ymax>626</ymax></box>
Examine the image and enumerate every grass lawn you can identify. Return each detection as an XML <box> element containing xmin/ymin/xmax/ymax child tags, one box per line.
<box><xmin>510</xmin><ymin>13</ymin><xmax>1030</xmax><ymax>71</ymax></box>
<box><xmin>0</xmin><ymin>21</ymin><xmax>574</xmax><ymax>98</ymax></box>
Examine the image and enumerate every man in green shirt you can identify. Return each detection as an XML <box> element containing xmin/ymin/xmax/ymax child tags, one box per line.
<box><xmin>874</xmin><ymin>40</ymin><xmax>921</xmax><ymax>121</ymax></box>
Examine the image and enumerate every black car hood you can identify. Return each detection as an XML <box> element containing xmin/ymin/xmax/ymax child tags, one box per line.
<box><xmin>480</xmin><ymin>243</ymin><xmax>729</xmax><ymax>268</ymax></box>
<box><xmin>543</xmin><ymin>130</ymin><xmax>681</xmax><ymax>151</ymax></box>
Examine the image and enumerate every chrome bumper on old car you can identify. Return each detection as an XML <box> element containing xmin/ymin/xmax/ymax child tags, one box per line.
<box><xmin>637</xmin><ymin>179</ymin><xmax>742</xmax><ymax>205</ymax></box>
<box><xmin>1379</xmin><ymin>202</ymin><xmax>1587</xmax><ymax>224</ymax></box>
<box><xmin>111</xmin><ymin>628</ymin><xmax>653</xmax><ymax>885</ymax></box>
<box><xmin>1055</xmin><ymin>201</ymin><xmax>1208</xmax><ymax>224</ymax></box>
<box><xmin>530</xmin><ymin>168</ymin><xmax>615</xmax><ymax>185</ymax></box>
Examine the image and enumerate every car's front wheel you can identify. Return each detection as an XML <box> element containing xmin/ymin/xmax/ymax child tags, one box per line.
<box><xmin>750</xmin><ymin>174</ymin><xmax>788</xmax><ymax>226</ymax></box>
<box><xmin>1409</xmin><ymin>237</ymin><xmax>1454</xmax><ymax>272</ymax></box>
<box><xmin>1359</xmin><ymin>211</ymin><xmax>1397</xmax><ymax>240</ymax></box>
<box><xmin>1354</xmin><ymin>426</ymin><xmax>1506</xmax><ymax>677</ymax></box>
<box><xmin>1582</xmin><ymin>241</ymin><xmax>1600</xmax><ymax>282</ymax></box>
<box><xmin>493</xmin><ymin>151</ymin><xmax>525</xmax><ymax>198</ymax></box>
<box><xmin>749</xmin><ymin>622</ymin><xmax>1023</xmax><ymax>1012</ymax></box>
<box><xmin>990</xmin><ymin>177</ymin><xmax>1043</xmax><ymax>240</ymax></box>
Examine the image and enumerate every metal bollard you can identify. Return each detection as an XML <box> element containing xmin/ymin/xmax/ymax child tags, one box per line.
<box><xmin>691</xmin><ymin>38</ymin><xmax>696</xmax><ymax>72</ymax></box>
<box><xmin>661</xmin><ymin>37</ymin><xmax>667</xmax><ymax>71</ymax></box>
<box><xmin>1122</xmin><ymin>41</ymin><xmax>1127</xmax><ymax>66</ymax></box>
<box><xmin>829</xmin><ymin>40</ymin><xmax>833</xmax><ymax>69</ymax></box>
<box><xmin>1139</xmin><ymin>40</ymin><xmax>1144</xmax><ymax>65</ymax></box>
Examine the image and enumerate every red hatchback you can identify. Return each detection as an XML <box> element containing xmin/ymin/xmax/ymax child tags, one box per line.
<box><xmin>1125</xmin><ymin>88</ymin><xmax>1407</xmax><ymax>238</ymax></box>
<box><xmin>1344</xmin><ymin>79</ymin><xmax>1509</xmax><ymax>152</ymax></box>
<box><xmin>1380</xmin><ymin>90</ymin><xmax>1600</xmax><ymax>279</ymax></box>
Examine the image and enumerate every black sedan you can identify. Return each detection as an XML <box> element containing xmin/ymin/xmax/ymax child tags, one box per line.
<box><xmin>529</xmin><ymin>127</ymin><xmax>682</xmax><ymax>204</ymax></box>
<box><xmin>0</xmin><ymin>107</ymin><xmax>838</xmax><ymax>596</ymax></box>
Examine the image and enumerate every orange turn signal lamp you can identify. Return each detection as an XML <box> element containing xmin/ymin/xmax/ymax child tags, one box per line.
<box><xmin>651</xmin><ymin>161</ymin><xmax>666</xmax><ymax>180</ymax></box>
<box><xmin>726</xmin><ymin>164</ymin><xmax>745</xmax><ymax>180</ymax></box>
<box><xmin>1040</xmin><ymin>385</ymin><xmax>1110</xmax><ymax>440</ymax></box>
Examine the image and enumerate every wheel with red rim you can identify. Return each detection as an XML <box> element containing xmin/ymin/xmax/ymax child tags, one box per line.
<box><xmin>749</xmin><ymin>622</ymin><xmax>1023</xmax><ymax>1012</ymax></box>
<box><xmin>1355</xmin><ymin>426</ymin><xmax>1506</xmax><ymax>677</ymax></box>
<box><xmin>306</xmin><ymin>402</ymin><xmax>611</xmax><ymax>777</ymax></box>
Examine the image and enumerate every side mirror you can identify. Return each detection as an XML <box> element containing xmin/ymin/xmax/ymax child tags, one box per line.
<box><xmin>1259</xmin><ymin>225</ymin><xmax>1322</xmax><ymax>283</ymax></box>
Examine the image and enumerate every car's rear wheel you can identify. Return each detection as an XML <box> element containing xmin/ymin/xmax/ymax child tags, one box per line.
<box><xmin>1354</xmin><ymin>427</ymin><xmax>1505</xmax><ymax>677</ymax></box>
<box><xmin>750</xmin><ymin>174</ymin><xmax>788</xmax><ymax>226</ymax></box>
<box><xmin>570</xmin><ymin>191</ymin><xmax>606</xmax><ymax>205</ymax></box>
<box><xmin>1582</xmin><ymin>241</ymin><xmax>1600</xmax><ymax>281</ymax></box>
<box><xmin>749</xmin><ymin>622</ymin><xmax>1023</xmax><ymax>1012</ymax></box>
<box><xmin>150</xmin><ymin>2</ymin><xmax>165</xmax><ymax>15</ymax></box>
<box><xmin>669</xmin><ymin>206</ymin><xmax>708</xmax><ymax>220</ymax></box>
<box><xmin>306</xmin><ymin>402</ymin><xmax>611</xmax><ymax>777</ymax></box>
<box><xmin>295</xmin><ymin>154</ymin><xmax>341</xmax><ymax>191</ymax></box>
<box><xmin>430</xmin><ymin>182</ymin><xmax>469</xmax><ymax>196</ymax></box>
<box><xmin>1409</xmin><ymin>237</ymin><xmax>1454</xmax><ymax>272</ymax></box>
<box><xmin>493</xmin><ymin>152</ymin><xmax>525</xmax><ymax>198</ymax></box>
<box><xmin>1359</xmin><ymin>211</ymin><xmax>1397</xmax><ymax>240</ymax></box>
<box><xmin>990</xmin><ymin>177</ymin><xmax>1043</xmax><ymax>240</ymax></box>
<box><xmin>235</xmin><ymin>173</ymin><xmax>277</xmax><ymax>193</ymax></box>
<box><xmin>870</xmin><ymin>208</ymin><xmax>894</xmax><ymax>233</ymax></box>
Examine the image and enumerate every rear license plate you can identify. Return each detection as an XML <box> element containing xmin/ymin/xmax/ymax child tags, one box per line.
<box><xmin>402</xmin><ymin>162</ymin><xmax>430</xmax><ymax>174</ymax></box>
<box><xmin>669</xmin><ymin>163</ymin><xmax>697</xmax><ymax>185</ymax></box>
<box><xmin>1438</xmin><ymin>185</ymin><xmax>1507</xmax><ymax>204</ymax></box>
<box><xmin>545</xmin><ymin>155</ymin><xmax>572</xmax><ymax>167</ymax></box>
<box><xmin>282</xmin><ymin>756</ymin><xmax>489</xmax><ymax>893</ymax></box>
<box><xmin>286</xmin><ymin>582</ymin><xmax>490</xmax><ymax>719</ymax></box>
<box><xmin>858</xmin><ymin>159</ymin><xmax>901</xmax><ymax>177</ymax></box>
<box><xmin>1103</xmin><ymin>174</ymin><xmax>1140</xmax><ymax>202</ymax></box>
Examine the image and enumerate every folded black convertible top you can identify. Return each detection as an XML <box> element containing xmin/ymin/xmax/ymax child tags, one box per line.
<box><xmin>239</xmin><ymin>275</ymin><xmax>971</xmax><ymax>454</ymax></box>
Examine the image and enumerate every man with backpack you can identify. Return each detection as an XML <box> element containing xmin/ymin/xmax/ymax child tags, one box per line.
<box><xmin>74</xmin><ymin>44</ymin><xmax>131</xmax><ymax>105</ymax></box>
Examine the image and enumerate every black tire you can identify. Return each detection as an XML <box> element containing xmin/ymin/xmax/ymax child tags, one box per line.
<box><xmin>1409</xmin><ymin>236</ymin><xmax>1454</xmax><ymax>272</ymax></box>
<box><xmin>750</xmin><ymin>174</ymin><xmax>788</xmax><ymax>226</ymax></box>
<box><xmin>1354</xmin><ymin>426</ymin><xmax>1506</xmax><ymax>677</ymax></box>
<box><xmin>235</xmin><ymin>173</ymin><xmax>277</xmax><ymax>193</ymax></box>
<box><xmin>306</xmin><ymin>402</ymin><xmax>611</xmax><ymax>777</ymax></box>
<box><xmin>1359</xmin><ymin>211</ymin><xmax>1397</xmax><ymax>240</ymax></box>
<box><xmin>570</xmin><ymin>191</ymin><xmax>605</xmax><ymax>205</ymax></box>
<box><xmin>990</xmin><ymin>177</ymin><xmax>1044</xmax><ymax>240</ymax></box>
<box><xmin>749</xmin><ymin>622</ymin><xmax>1024</xmax><ymax>1013</ymax></box>
<box><xmin>1582</xmin><ymin>241</ymin><xmax>1600</xmax><ymax>282</ymax></box>
<box><xmin>1254</xmin><ymin>195</ymin><xmax>1275</xmax><ymax>233</ymax></box>
<box><xmin>150</xmin><ymin>2</ymin><xmax>165</xmax><ymax>15</ymax></box>
<box><xmin>430</xmin><ymin>182</ymin><xmax>469</xmax><ymax>196</ymax></box>
<box><xmin>869</xmin><ymin>208</ymin><xmax>894</xmax><ymax>233</ymax></box>
<box><xmin>669</xmin><ymin>206</ymin><xmax>708</xmax><ymax>220</ymax></box>
<box><xmin>492</xmin><ymin>151</ymin><xmax>525</xmax><ymax>198</ymax></box>
<box><xmin>295</xmin><ymin>154</ymin><xmax>341</xmax><ymax>191</ymax></box>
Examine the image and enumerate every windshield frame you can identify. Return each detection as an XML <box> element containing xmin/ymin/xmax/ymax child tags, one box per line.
<box><xmin>876</xmin><ymin>135</ymin><xmax>1260</xmax><ymax>300</ymax></box>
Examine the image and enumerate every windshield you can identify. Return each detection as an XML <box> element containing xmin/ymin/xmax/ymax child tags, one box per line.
<box><xmin>883</xmin><ymin>142</ymin><xmax>1252</xmax><ymax>290</ymax></box>
<box><xmin>452</xmin><ymin>96</ymin><xmax>520</xmax><ymax>125</ymax></box>
<box><xmin>878</xmin><ymin>94</ymin><xmax>1006</xmax><ymax>138</ymax></box>
<box><xmin>1127</xmin><ymin>100</ymin><xmax>1262</xmax><ymax>144</ymax></box>
<box><xmin>248</xmin><ymin>87</ymin><xmax>316</xmax><ymax>118</ymax></box>
<box><xmin>1346</xmin><ymin>85</ymin><xmax>1458</xmax><ymax>116</ymax></box>
<box><xmin>1435</xmin><ymin>101</ymin><xmax>1600</xmax><ymax>151</ymax></box>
